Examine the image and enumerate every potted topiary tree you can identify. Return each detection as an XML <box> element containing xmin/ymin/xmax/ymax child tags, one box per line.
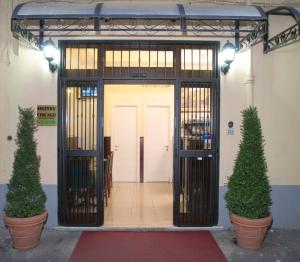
<box><xmin>3</xmin><ymin>107</ymin><xmax>47</xmax><ymax>250</ymax></box>
<box><xmin>225</xmin><ymin>106</ymin><xmax>272</xmax><ymax>249</ymax></box>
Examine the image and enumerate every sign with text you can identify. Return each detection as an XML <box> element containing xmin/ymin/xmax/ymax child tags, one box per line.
<box><xmin>37</xmin><ymin>105</ymin><xmax>57</xmax><ymax>126</ymax></box>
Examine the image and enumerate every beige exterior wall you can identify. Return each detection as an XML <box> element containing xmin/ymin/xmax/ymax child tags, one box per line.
<box><xmin>251</xmin><ymin>17</ymin><xmax>300</xmax><ymax>185</ymax></box>
<box><xmin>0</xmin><ymin>1</ymin><xmax>299</xmax><ymax>187</ymax></box>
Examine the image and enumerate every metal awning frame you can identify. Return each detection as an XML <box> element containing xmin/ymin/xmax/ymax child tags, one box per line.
<box><xmin>10</xmin><ymin>3</ymin><xmax>300</xmax><ymax>54</ymax></box>
<box><xmin>264</xmin><ymin>6</ymin><xmax>300</xmax><ymax>53</ymax></box>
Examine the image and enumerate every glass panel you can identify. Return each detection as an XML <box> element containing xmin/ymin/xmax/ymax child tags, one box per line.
<box><xmin>192</xmin><ymin>49</ymin><xmax>200</xmax><ymax>70</ymax></box>
<box><xmin>130</xmin><ymin>50</ymin><xmax>139</xmax><ymax>67</ymax></box>
<box><xmin>66</xmin><ymin>85</ymin><xmax>97</xmax><ymax>150</ymax></box>
<box><xmin>150</xmin><ymin>51</ymin><xmax>158</xmax><ymax>67</ymax></box>
<box><xmin>208</xmin><ymin>49</ymin><xmax>213</xmax><ymax>70</ymax></box>
<box><xmin>66</xmin><ymin>48</ymin><xmax>78</xmax><ymax>69</ymax></box>
<box><xmin>86</xmin><ymin>48</ymin><xmax>98</xmax><ymax>69</ymax></box>
<box><xmin>104</xmin><ymin>50</ymin><xmax>174</xmax><ymax>68</ymax></box>
<box><xmin>184</xmin><ymin>49</ymin><xmax>192</xmax><ymax>70</ymax></box>
<box><xmin>200</xmin><ymin>49</ymin><xmax>208</xmax><ymax>70</ymax></box>
<box><xmin>121</xmin><ymin>50</ymin><xmax>129</xmax><ymax>67</ymax></box>
<box><xmin>113</xmin><ymin>50</ymin><xmax>121</xmax><ymax>67</ymax></box>
<box><xmin>105</xmin><ymin>51</ymin><xmax>113</xmax><ymax>67</ymax></box>
<box><xmin>65</xmin><ymin>48</ymin><xmax>98</xmax><ymax>70</ymax></box>
<box><xmin>181</xmin><ymin>49</ymin><xmax>213</xmax><ymax>71</ymax></box>
<box><xmin>180</xmin><ymin>84</ymin><xmax>212</xmax><ymax>150</ymax></box>
<box><xmin>157</xmin><ymin>51</ymin><xmax>165</xmax><ymax>67</ymax></box>
<box><xmin>140</xmin><ymin>51</ymin><xmax>150</xmax><ymax>67</ymax></box>
<box><xmin>166</xmin><ymin>51</ymin><xmax>173</xmax><ymax>67</ymax></box>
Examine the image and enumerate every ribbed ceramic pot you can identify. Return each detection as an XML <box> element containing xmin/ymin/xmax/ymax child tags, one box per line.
<box><xmin>4</xmin><ymin>211</ymin><xmax>48</xmax><ymax>250</ymax></box>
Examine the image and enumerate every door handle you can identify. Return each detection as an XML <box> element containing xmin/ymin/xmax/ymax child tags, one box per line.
<box><xmin>165</xmin><ymin>145</ymin><xmax>169</xmax><ymax>151</ymax></box>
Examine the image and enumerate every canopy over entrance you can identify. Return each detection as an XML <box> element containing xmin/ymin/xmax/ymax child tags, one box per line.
<box><xmin>11</xmin><ymin>2</ymin><xmax>300</xmax><ymax>53</ymax></box>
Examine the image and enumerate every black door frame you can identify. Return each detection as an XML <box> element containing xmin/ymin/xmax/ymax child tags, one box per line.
<box><xmin>57</xmin><ymin>40</ymin><xmax>220</xmax><ymax>227</ymax></box>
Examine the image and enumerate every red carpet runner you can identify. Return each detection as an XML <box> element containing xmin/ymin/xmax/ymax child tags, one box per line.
<box><xmin>70</xmin><ymin>231</ymin><xmax>227</xmax><ymax>262</ymax></box>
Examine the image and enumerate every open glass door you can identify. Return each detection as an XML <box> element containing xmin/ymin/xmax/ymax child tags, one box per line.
<box><xmin>58</xmin><ymin>79</ymin><xmax>103</xmax><ymax>226</ymax></box>
<box><xmin>174</xmin><ymin>81</ymin><xmax>219</xmax><ymax>226</ymax></box>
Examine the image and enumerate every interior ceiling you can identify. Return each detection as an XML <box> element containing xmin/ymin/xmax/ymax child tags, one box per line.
<box><xmin>14</xmin><ymin>0</ymin><xmax>300</xmax><ymax>8</ymax></box>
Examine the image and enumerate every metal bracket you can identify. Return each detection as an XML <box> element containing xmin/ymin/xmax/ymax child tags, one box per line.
<box><xmin>11</xmin><ymin>20</ymin><xmax>41</xmax><ymax>50</ymax></box>
<box><xmin>264</xmin><ymin>23</ymin><xmax>299</xmax><ymax>53</ymax></box>
<box><xmin>239</xmin><ymin>22</ymin><xmax>267</xmax><ymax>52</ymax></box>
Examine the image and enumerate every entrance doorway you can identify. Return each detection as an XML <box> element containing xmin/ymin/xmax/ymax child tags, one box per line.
<box><xmin>104</xmin><ymin>84</ymin><xmax>174</xmax><ymax>227</ymax></box>
<box><xmin>58</xmin><ymin>41</ymin><xmax>220</xmax><ymax>227</ymax></box>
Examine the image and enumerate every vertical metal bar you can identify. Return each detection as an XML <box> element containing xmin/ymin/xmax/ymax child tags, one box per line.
<box><xmin>97</xmin><ymin>78</ymin><xmax>104</xmax><ymax>225</ymax></box>
<box><xmin>164</xmin><ymin>50</ymin><xmax>167</xmax><ymax>79</ymax></box>
<box><xmin>120</xmin><ymin>49</ymin><xmax>123</xmax><ymax>77</ymax></box>
<box><xmin>112</xmin><ymin>50</ymin><xmax>114</xmax><ymax>77</ymax></box>
<box><xmin>39</xmin><ymin>20</ymin><xmax>44</xmax><ymax>49</ymax></box>
<box><xmin>191</xmin><ymin>47</ymin><xmax>194</xmax><ymax>78</ymax></box>
<box><xmin>102</xmin><ymin>45</ymin><xmax>105</xmax><ymax>77</ymax></box>
<box><xmin>84</xmin><ymin>87</ymin><xmax>87</xmax><ymax>151</ymax></box>
<box><xmin>61</xmin><ymin>80</ymin><xmax>66</xmax><ymax>224</ymax></box>
<box><xmin>138</xmin><ymin>44</ymin><xmax>141</xmax><ymax>78</ymax></box>
<box><xmin>173</xmin><ymin>79</ymin><xmax>181</xmax><ymax>226</ymax></box>
<box><xmin>235</xmin><ymin>21</ymin><xmax>240</xmax><ymax>51</ymax></box>
<box><xmin>263</xmin><ymin>20</ymin><xmax>269</xmax><ymax>53</ymax></box>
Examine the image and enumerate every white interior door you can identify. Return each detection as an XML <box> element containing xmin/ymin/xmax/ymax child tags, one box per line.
<box><xmin>144</xmin><ymin>106</ymin><xmax>171</xmax><ymax>182</ymax></box>
<box><xmin>112</xmin><ymin>106</ymin><xmax>137</xmax><ymax>182</ymax></box>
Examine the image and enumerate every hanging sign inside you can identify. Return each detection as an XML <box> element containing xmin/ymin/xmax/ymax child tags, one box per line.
<box><xmin>37</xmin><ymin>105</ymin><xmax>57</xmax><ymax>126</ymax></box>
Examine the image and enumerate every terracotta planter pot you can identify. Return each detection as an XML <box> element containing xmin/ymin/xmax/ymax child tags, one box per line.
<box><xmin>230</xmin><ymin>213</ymin><xmax>272</xmax><ymax>250</ymax></box>
<box><xmin>3</xmin><ymin>211</ymin><xmax>48</xmax><ymax>250</ymax></box>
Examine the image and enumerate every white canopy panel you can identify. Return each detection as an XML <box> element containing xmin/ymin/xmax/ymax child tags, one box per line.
<box><xmin>183</xmin><ymin>4</ymin><xmax>266</xmax><ymax>20</ymax></box>
<box><xmin>14</xmin><ymin>2</ymin><xmax>98</xmax><ymax>18</ymax></box>
<box><xmin>99</xmin><ymin>2</ymin><xmax>181</xmax><ymax>18</ymax></box>
<box><xmin>12</xmin><ymin>2</ymin><xmax>267</xmax><ymax>20</ymax></box>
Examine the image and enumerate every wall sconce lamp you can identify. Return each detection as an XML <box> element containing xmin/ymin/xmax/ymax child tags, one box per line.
<box><xmin>220</xmin><ymin>41</ymin><xmax>236</xmax><ymax>75</ymax></box>
<box><xmin>43</xmin><ymin>38</ymin><xmax>58</xmax><ymax>72</ymax></box>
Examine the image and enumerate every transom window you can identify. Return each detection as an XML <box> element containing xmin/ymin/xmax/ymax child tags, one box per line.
<box><xmin>105</xmin><ymin>50</ymin><xmax>174</xmax><ymax>68</ymax></box>
<box><xmin>65</xmin><ymin>48</ymin><xmax>98</xmax><ymax>70</ymax></box>
<box><xmin>181</xmin><ymin>49</ymin><xmax>213</xmax><ymax>71</ymax></box>
<box><xmin>62</xmin><ymin>43</ymin><xmax>216</xmax><ymax>79</ymax></box>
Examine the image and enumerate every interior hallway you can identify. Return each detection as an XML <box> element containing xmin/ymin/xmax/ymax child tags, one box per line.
<box><xmin>104</xmin><ymin>182</ymin><xmax>173</xmax><ymax>227</ymax></box>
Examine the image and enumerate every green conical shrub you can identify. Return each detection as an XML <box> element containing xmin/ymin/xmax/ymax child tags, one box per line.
<box><xmin>5</xmin><ymin>107</ymin><xmax>47</xmax><ymax>218</ymax></box>
<box><xmin>225</xmin><ymin>106</ymin><xmax>271</xmax><ymax>219</ymax></box>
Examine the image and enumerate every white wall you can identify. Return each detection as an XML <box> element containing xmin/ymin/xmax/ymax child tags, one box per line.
<box><xmin>104</xmin><ymin>84</ymin><xmax>174</xmax><ymax>137</ymax></box>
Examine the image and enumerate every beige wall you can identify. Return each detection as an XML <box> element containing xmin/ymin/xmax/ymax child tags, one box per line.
<box><xmin>252</xmin><ymin>22</ymin><xmax>300</xmax><ymax>185</ymax></box>
<box><xmin>0</xmin><ymin>0</ymin><xmax>299</xmax><ymax>186</ymax></box>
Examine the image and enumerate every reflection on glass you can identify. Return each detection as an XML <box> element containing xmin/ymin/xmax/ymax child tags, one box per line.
<box><xmin>66</xmin><ymin>86</ymin><xmax>97</xmax><ymax>150</ymax></box>
<box><xmin>180</xmin><ymin>85</ymin><xmax>212</xmax><ymax>150</ymax></box>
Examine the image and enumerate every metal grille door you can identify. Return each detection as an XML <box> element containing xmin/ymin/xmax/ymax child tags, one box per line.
<box><xmin>58</xmin><ymin>80</ymin><xmax>102</xmax><ymax>226</ymax></box>
<box><xmin>174</xmin><ymin>82</ymin><xmax>219</xmax><ymax>226</ymax></box>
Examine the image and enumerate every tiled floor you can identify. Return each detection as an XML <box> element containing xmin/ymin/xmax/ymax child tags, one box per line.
<box><xmin>104</xmin><ymin>182</ymin><xmax>173</xmax><ymax>227</ymax></box>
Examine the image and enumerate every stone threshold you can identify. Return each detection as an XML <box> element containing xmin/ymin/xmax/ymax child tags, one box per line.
<box><xmin>53</xmin><ymin>226</ymin><xmax>224</xmax><ymax>231</ymax></box>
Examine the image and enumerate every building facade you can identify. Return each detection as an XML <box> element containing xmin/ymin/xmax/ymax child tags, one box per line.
<box><xmin>0</xmin><ymin>0</ymin><xmax>300</xmax><ymax>228</ymax></box>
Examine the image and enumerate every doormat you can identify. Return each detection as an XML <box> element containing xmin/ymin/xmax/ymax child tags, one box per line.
<box><xmin>69</xmin><ymin>231</ymin><xmax>227</xmax><ymax>262</ymax></box>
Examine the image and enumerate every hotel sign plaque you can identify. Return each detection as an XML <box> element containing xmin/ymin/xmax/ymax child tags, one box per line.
<box><xmin>37</xmin><ymin>105</ymin><xmax>57</xmax><ymax>126</ymax></box>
